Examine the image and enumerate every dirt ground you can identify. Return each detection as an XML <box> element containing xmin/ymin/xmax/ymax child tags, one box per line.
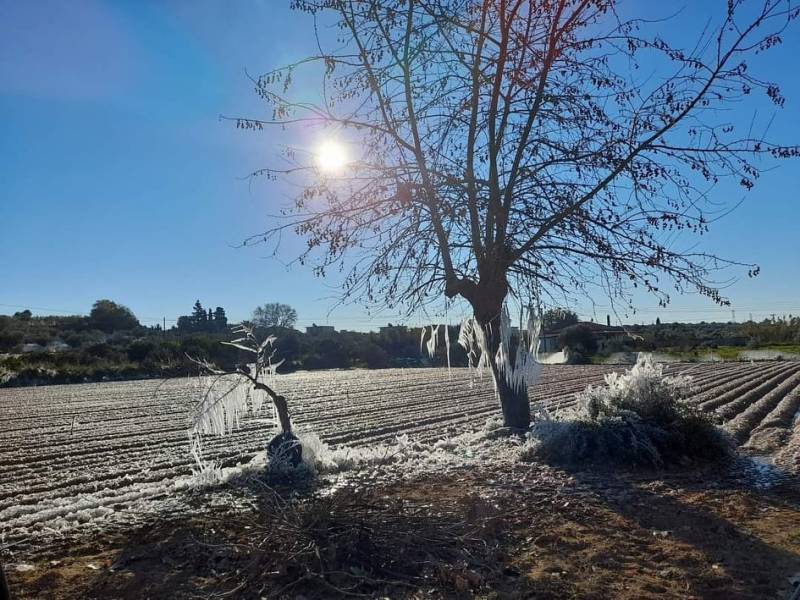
<box><xmin>5</xmin><ymin>460</ymin><xmax>800</xmax><ymax>600</ymax></box>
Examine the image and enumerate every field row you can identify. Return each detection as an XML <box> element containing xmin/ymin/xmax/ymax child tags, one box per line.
<box><xmin>1</xmin><ymin>362</ymin><xmax>799</xmax><ymax>553</ymax></box>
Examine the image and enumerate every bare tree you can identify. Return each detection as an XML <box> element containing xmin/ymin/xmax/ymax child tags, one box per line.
<box><xmin>252</xmin><ymin>302</ymin><xmax>298</xmax><ymax>329</ymax></box>
<box><xmin>231</xmin><ymin>0</ymin><xmax>799</xmax><ymax>427</ymax></box>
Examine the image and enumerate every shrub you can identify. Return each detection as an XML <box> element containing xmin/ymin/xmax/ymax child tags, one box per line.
<box><xmin>127</xmin><ymin>339</ymin><xmax>156</xmax><ymax>362</ymax></box>
<box><xmin>527</xmin><ymin>354</ymin><xmax>732</xmax><ymax>467</ymax></box>
<box><xmin>559</xmin><ymin>324</ymin><xmax>598</xmax><ymax>362</ymax></box>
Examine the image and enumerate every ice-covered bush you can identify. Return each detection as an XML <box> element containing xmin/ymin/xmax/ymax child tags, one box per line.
<box><xmin>526</xmin><ymin>355</ymin><xmax>732</xmax><ymax>467</ymax></box>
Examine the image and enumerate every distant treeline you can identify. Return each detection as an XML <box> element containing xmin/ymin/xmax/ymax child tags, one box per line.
<box><xmin>1</xmin><ymin>301</ymin><xmax>798</xmax><ymax>386</ymax></box>
<box><xmin>626</xmin><ymin>317</ymin><xmax>800</xmax><ymax>352</ymax></box>
<box><xmin>0</xmin><ymin>300</ymin><xmax>466</xmax><ymax>387</ymax></box>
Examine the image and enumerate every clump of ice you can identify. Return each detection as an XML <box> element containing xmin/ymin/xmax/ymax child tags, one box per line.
<box><xmin>576</xmin><ymin>353</ymin><xmax>694</xmax><ymax>420</ymax></box>
<box><xmin>183</xmin><ymin>417</ymin><xmax>535</xmax><ymax>491</ymax></box>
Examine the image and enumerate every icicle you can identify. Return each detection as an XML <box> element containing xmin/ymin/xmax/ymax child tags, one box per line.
<box><xmin>426</xmin><ymin>324</ymin><xmax>439</xmax><ymax>359</ymax></box>
<box><xmin>191</xmin><ymin>373</ymin><xmax>269</xmax><ymax>437</ymax></box>
<box><xmin>457</xmin><ymin>317</ymin><xmax>473</xmax><ymax>351</ymax></box>
<box><xmin>457</xmin><ymin>316</ymin><xmax>491</xmax><ymax>388</ymax></box>
<box><xmin>444</xmin><ymin>323</ymin><xmax>451</xmax><ymax>377</ymax></box>
<box><xmin>490</xmin><ymin>304</ymin><xmax>544</xmax><ymax>395</ymax></box>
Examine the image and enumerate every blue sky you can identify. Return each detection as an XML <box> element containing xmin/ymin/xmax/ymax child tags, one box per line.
<box><xmin>1</xmin><ymin>1</ymin><xmax>798</xmax><ymax>330</ymax></box>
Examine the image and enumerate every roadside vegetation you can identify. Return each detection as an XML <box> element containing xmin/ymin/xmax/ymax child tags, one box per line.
<box><xmin>2</xmin><ymin>303</ymin><xmax>798</xmax><ymax>387</ymax></box>
<box><xmin>0</xmin><ymin>300</ymin><xmax>469</xmax><ymax>387</ymax></box>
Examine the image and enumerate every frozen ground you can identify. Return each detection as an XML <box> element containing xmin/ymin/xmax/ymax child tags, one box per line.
<box><xmin>1</xmin><ymin>363</ymin><xmax>800</xmax><ymax>557</ymax></box>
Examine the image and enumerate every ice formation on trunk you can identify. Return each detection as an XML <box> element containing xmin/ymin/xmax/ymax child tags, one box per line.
<box><xmin>457</xmin><ymin>305</ymin><xmax>543</xmax><ymax>393</ymax></box>
<box><xmin>457</xmin><ymin>316</ymin><xmax>491</xmax><ymax>385</ymax></box>
<box><xmin>445</xmin><ymin>325</ymin><xmax>451</xmax><ymax>372</ymax></box>
<box><xmin>495</xmin><ymin>306</ymin><xmax>543</xmax><ymax>394</ymax></box>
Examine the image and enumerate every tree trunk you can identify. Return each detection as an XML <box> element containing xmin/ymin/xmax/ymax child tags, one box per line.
<box><xmin>476</xmin><ymin>310</ymin><xmax>532</xmax><ymax>430</ymax></box>
<box><xmin>272</xmin><ymin>395</ymin><xmax>293</xmax><ymax>434</ymax></box>
<box><xmin>248</xmin><ymin>376</ymin><xmax>293</xmax><ymax>434</ymax></box>
<box><xmin>0</xmin><ymin>560</ymin><xmax>10</xmax><ymax>600</ymax></box>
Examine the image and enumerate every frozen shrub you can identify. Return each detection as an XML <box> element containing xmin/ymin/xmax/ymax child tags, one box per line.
<box><xmin>527</xmin><ymin>355</ymin><xmax>733</xmax><ymax>467</ymax></box>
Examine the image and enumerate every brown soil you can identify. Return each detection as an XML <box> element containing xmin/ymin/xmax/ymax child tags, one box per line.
<box><xmin>5</xmin><ymin>463</ymin><xmax>800</xmax><ymax>600</ymax></box>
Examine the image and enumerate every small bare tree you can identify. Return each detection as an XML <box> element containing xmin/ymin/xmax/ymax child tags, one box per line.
<box><xmin>190</xmin><ymin>325</ymin><xmax>299</xmax><ymax>467</ymax></box>
<box><xmin>231</xmin><ymin>0</ymin><xmax>799</xmax><ymax>428</ymax></box>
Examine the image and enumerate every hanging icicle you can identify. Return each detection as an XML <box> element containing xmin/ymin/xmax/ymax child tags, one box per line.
<box><xmin>457</xmin><ymin>316</ymin><xmax>491</xmax><ymax>387</ymax></box>
<box><xmin>425</xmin><ymin>324</ymin><xmax>439</xmax><ymax>359</ymax></box>
<box><xmin>457</xmin><ymin>303</ymin><xmax>543</xmax><ymax>394</ymax></box>
<box><xmin>444</xmin><ymin>323</ymin><xmax>451</xmax><ymax>377</ymax></box>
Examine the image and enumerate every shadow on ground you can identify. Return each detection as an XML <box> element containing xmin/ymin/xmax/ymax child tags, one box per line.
<box><xmin>7</xmin><ymin>461</ymin><xmax>800</xmax><ymax>599</ymax></box>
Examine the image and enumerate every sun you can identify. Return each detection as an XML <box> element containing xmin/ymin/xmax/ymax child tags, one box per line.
<box><xmin>315</xmin><ymin>140</ymin><xmax>348</xmax><ymax>173</ymax></box>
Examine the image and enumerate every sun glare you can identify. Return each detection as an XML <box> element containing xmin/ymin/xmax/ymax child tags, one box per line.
<box><xmin>316</xmin><ymin>140</ymin><xmax>348</xmax><ymax>172</ymax></box>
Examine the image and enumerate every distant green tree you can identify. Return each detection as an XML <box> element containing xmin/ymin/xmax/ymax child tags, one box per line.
<box><xmin>191</xmin><ymin>300</ymin><xmax>207</xmax><ymax>330</ymax></box>
<box><xmin>542</xmin><ymin>308</ymin><xmax>579</xmax><ymax>331</ymax></box>
<box><xmin>176</xmin><ymin>315</ymin><xmax>193</xmax><ymax>332</ymax></box>
<box><xmin>252</xmin><ymin>303</ymin><xmax>297</xmax><ymax>329</ymax></box>
<box><xmin>88</xmin><ymin>300</ymin><xmax>139</xmax><ymax>333</ymax></box>
<box><xmin>213</xmin><ymin>307</ymin><xmax>228</xmax><ymax>331</ymax></box>
<box><xmin>0</xmin><ymin>330</ymin><xmax>24</xmax><ymax>352</ymax></box>
<box><xmin>127</xmin><ymin>339</ymin><xmax>156</xmax><ymax>362</ymax></box>
<box><xmin>559</xmin><ymin>324</ymin><xmax>598</xmax><ymax>363</ymax></box>
<box><xmin>13</xmin><ymin>310</ymin><xmax>32</xmax><ymax>321</ymax></box>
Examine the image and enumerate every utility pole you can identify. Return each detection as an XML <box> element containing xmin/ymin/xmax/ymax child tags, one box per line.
<box><xmin>163</xmin><ymin>317</ymin><xmax>166</xmax><ymax>337</ymax></box>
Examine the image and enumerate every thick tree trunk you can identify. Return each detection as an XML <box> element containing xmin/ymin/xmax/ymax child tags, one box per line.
<box><xmin>491</xmin><ymin>360</ymin><xmax>532</xmax><ymax>429</ymax></box>
<box><xmin>475</xmin><ymin>308</ymin><xmax>532</xmax><ymax>430</ymax></box>
<box><xmin>460</xmin><ymin>262</ymin><xmax>531</xmax><ymax>429</ymax></box>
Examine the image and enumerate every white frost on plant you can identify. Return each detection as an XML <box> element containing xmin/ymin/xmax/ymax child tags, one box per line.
<box><xmin>296</xmin><ymin>429</ymin><xmax>416</xmax><ymax>474</ymax></box>
<box><xmin>457</xmin><ymin>316</ymin><xmax>490</xmax><ymax>385</ymax></box>
<box><xmin>495</xmin><ymin>305</ymin><xmax>543</xmax><ymax>394</ymax></box>
<box><xmin>575</xmin><ymin>353</ymin><xmax>693</xmax><ymax>418</ymax></box>
<box><xmin>444</xmin><ymin>323</ymin><xmax>451</xmax><ymax>375</ymax></box>
<box><xmin>189</xmin><ymin>432</ymin><xmax>223</xmax><ymax>483</ymax></box>
<box><xmin>188</xmin><ymin>327</ymin><xmax>288</xmax><ymax>471</ymax></box>
<box><xmin>425</xmin><ymin>324</ymin><xmax>439</xmax><ymax>359</ymax></box>
<box><xmin>190</xmin><ymin>374</ymin><xmax>270</xmax><ymax>437</ymax></box>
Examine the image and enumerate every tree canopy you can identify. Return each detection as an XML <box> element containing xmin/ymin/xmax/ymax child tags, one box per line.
<box><xmin>252</xmin><ymin>303</ymin><xmax>298</xmax><ymax>329</ymax></box>
<box><xmin>88</xmin><ymin>299</ymin><xmax>139</xmax><ymax>333</ymax></box>
<box><xmin>542</xmin><ymin>308</ymin><xmax>579</xmax><ymax>331</ymax></box>
<box><xmin>234</xmin><ymin>0</ymin><xmax>799</xmax><ymax>427</ymax></box>
<box><xmin>239</xmin><ymin>0</ymin><xmax>797</xmax><ymax>314</ymax></box>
